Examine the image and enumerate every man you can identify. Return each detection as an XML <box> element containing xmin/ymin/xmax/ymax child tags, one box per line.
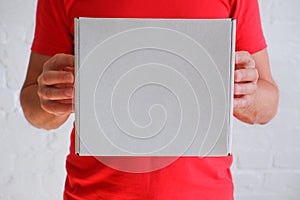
<box><xmin>20</xmin><ymin>0</ymin><xmax>278</xmax><ymax>199</ymax></box>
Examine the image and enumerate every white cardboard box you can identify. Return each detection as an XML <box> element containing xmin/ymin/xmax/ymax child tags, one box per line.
<box><xmin>75</xmin><ymin>18</ymin><xmax>235</xmax><ymax>156</ymax></box>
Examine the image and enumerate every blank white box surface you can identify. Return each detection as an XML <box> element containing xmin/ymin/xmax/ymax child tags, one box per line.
<box><xmin>75</xmin><ymin>18</ymin><xmax>235</xmax><ymax>156</ymax></box>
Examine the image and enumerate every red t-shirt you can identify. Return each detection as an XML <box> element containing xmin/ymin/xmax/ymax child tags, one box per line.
<box><xmin>32</xmin><ymin>0</ymin><xmax>266</xmax><ymax>199</ymax></box>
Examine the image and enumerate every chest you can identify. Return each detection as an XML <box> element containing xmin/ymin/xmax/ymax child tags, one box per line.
<box><xmin>66</xmin><ymin>0</ymin><xmax>233</xmax><ymax>37</ymax></box>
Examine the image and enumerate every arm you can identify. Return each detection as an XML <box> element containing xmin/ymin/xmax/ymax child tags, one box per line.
<box><xmin>234</xmin><ymin>49</ymin><xmax>279</xmax><ymax>124</ymax></box>
<box><xmin>20</xmin><ymin>52</ymin><xmax>75</xmax><ymax>130</ymax></box>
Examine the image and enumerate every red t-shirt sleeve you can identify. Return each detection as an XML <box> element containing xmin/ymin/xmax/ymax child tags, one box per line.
<box><xmin>231</xmin><ymin>0</ymin><xmax>267</xmax><ymax>54</ymax></box>
<box><xmin>31</xmin><ymin>0</ymin><xmax>73</xmax><ymax>56</ymax></box>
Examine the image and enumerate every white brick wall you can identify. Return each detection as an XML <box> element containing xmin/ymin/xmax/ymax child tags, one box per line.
<box><xmin>0</xmin><ymin>0</ymin><xmax>299</xmax><ymax>199</ymax></box>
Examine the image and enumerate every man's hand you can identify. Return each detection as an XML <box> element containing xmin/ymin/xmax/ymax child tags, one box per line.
<box><xmin>37</xmin><ymin>54</ymin><xmax>75</xmax><ymax>116</ymax></box>
<box><xmin>233</xmin><ymin>51</ymin><xmax>258</xmax><ymax>122</ymax></box>
<box><xmin>233</xmin><ymin>50</ymin><xmax>278</xmax><ymax>124</ymax></box>
<box><xmin>20</xmin><ymin>53</ymin><xmax>75</xmax><ymax>129</ymax></box>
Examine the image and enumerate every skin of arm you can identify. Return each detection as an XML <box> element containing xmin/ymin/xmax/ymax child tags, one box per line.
<box><xmin>20</xmin><ymin>49</ymin><xmax>278</xmax><ymax>130</ymax></box>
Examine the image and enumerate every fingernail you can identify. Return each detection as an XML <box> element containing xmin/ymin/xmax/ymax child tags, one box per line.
<box><xmin>235</xmin><ymin>85</ymin><xmax>240</xmax><ymax>93</ymax></box>
<box><xmin>236</xmin><ymin>72</ymin><xmax>242</xmax><ymax>81</ymax></box>
<box><xmin>64</xmin><ymin>73</ymin><xmax>73</xmax><ymax>81</ymax></box>
<box><xmin>233</xmin><ymin>100</ymin><xmax>238</xmax><ymax>107</ymax></box>
<box><xmin>65</xmin><ymin>89</ymin><xmax>73</xmax><ymax>97</ymax></box>
<box><xmin>235</xmin><ymin>55</ymin><xmax>239</xmax><ymax>63</ymax></box>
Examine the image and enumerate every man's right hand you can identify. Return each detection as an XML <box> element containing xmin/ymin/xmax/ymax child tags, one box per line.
<box><xmin>37</xmin><ymin>54</ymin><xmax>75</xmax><ymax>116</ymax></box>
<box><xmin>21</xmin><ymin>52</ymin><xmax>75</xmax><ymax>129</ymax></box>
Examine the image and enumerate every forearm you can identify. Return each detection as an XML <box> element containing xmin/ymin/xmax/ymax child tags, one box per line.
<box><xmin>254</xmin><ymin>79</ymin><xmax>279</xmax><ymax>124</ymax></box>
<box><xmin>20</xmin><ymin>84</ymin><xmax>70</xmax><ymax>130</ymax></box>
<box><xmin>235</xmin><ymin>79</ymin><xmax>279</xmax><ymax>124</ymax></box>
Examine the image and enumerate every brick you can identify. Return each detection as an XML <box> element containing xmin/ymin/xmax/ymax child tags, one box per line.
<box><xmin>0</xmin><ymin>25</ymin><xmax>7</xmax><ymax>44</ymax></box>
<box><xmin>1</xmin><ymin>0</ymin><xmax>37</xmax><ymax>40</ymax></box>
<box><xmin>232</xmin><ymin>125</ymin><xmax>271</xmax><ymax>152</ymax></box>
<box><xmin>0</xmin><ymin>154</ymin><xmax>15</xmax><ymax>188</ymax></box>
<box><xmin>265</xmin><ymin>22</ymin><xmax>300</xmax><ymax>45</ymax></box>
<box><xmin>13</xmin><ymin>153</ymin><xmax>55</xmax><ymax>175</ymax></box>
<box><xmin>270</xmin><ymin>1</ymin><xmax>300</xmax><ymax>23</ymax></box>
<box><xmin>41</xmin><ymin>171</ymin><xmax>65</xmax><ymax>198</ymax></box>
<box><xmin>0</xmin><ymin>49</ymin><xmax>8</xmax><ymax>68</ymax></box>
<box><xmin>0</xmin><ymin>89</ymin><xmax>15</xmax><ymax>112</ymax></box>
<box><xmin>265</xmin><ymin>108</ymin><xmax>298</xmax><ymax>133</ymax></box>
<box><xmin>297</xmin><ymin>111</ymin><xmax>300</xmax><ymax>131</ymax></box>
<box><xmin>274</xmin><ymin>150</ymin><xmax>300</xmax><ymax>169</ymax></box>
<box><xmin>0</xmin><ymin>153</ymin><xmax>15</xmax><ymax>175</ymax></box>
<box><xmin>0</xmin><ymin>67</ymin><xmax>6</xmax><ymax>88</ymax></box>
<box><xmin>5</xmin><ymin>42</ymin><xmax>31</xmax><ymax>90</ymax></box>
<box><xmin>235</xmin><ymin>194</ymin><xmax>300</xmax><ymax>200</ymax></box>
<box><xmin>271</xmin><ymin>65</ymin><xmax>300</xmax><ymax>95</ymax></box>
<box><xmin>269</xmin><ymin>129</ymin><xmax>300</xmax><ymax>152</ymax></box>
<box><xmin>232</xmin><ymin>171</ymin><xmax>263</xmax><ymax>193</ymax></box>
<box><xmin>4</xmin><ymin>111</ymin><xmax>48</xmax><ymax>154</ymax></box>
<box><xmin>23</xmin><ymin>23</ymin><xmax>34</xmax><ymax>45</ymax></box>
<box><xmin>45</xmin><ymin>130</ymin><xmax>71</xmax><ymax>153</ymax></box>
<box><xmin>0</xmin><ymin>174</ymin><xmax>43</xmax><ymax>200</ymax></box>
<box><xmin>0</xmin><ymin>111</ymin><xmax>6</xmax><ymax>135</ymax></box>
<box><xmin>5</xmin><ymin>110</ymin><xmax>36</xmax><ymax>133</ymax></box>
<box><xmin>278</xmin><ymin>90</ymin><xmax>300</xmax><ymax>111</ymax></box>
<box><xmin>258</xmin><ymin>1</ymin><xmax>272</xmax><ymax>22</ymax></box>
<box><xmin>236</xmin><ymin>150</ymin><xmax>273</xmax><ymax>169</ymax></box>
<box><xmin>264</xmin><ymin>172</ymin><xmax>300</xmax><ymax>192</ymax></box>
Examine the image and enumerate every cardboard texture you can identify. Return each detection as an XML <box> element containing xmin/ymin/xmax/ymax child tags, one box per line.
<box><xmin>75</xmin><ymin>18</ymin><xmax>235</xmax><ymax>156</ymax></box>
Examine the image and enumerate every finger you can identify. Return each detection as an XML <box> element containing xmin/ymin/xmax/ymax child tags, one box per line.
<box><xmin>38</xmin><ymin>87</ymin><xmax>73</xmax><ymax>100</ymax></box>
<box><xmin>235</xmin><ymin>51</ymin><xmax>255</xmax><ymax>69</ymax></box>
<box><xmin>235</xmin><ymin>68</ymin><xmax>259</xmax><ymax>82</ymax></box>
<box><xmin>54</xmin><ymin>83</ymin><xmax>74</xmax><ymax>88</ymax></box>
<box><xmin>233</xmin><ymin>97</ymin><xmax>246</xmax><ymax>108</ymax></box>
<box><xmin>44</xmin><ymin>54</ymin><xmax>74</xmax><ymax>71</ymax></box>
<box><xmin>63</xmin><ymin>66</ymin><xmax>74</xmax><ymax>73</ymax></box>
<box><xmin>233</xmin><ymin>95</ymin><xmax>252</xmax><ymax>108</ymax></box>
<box><xmin>234</xmin><ymin>82</ymin><xmax>257</xmax><ymax>95</ymax></box>
<box><xmin>40</xmin><ymin>100</ymin><xmax>74</xmax><ymax>116</ymax></box>
<box><xmin>38</xmin><ymin>71</ymin><xmax>74</xmax><ymax>85</ymax></box>
<box><xmin>57</xmin><ymin>99</ymin><xmax>73</xmax><ymax>104</ymax></box>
